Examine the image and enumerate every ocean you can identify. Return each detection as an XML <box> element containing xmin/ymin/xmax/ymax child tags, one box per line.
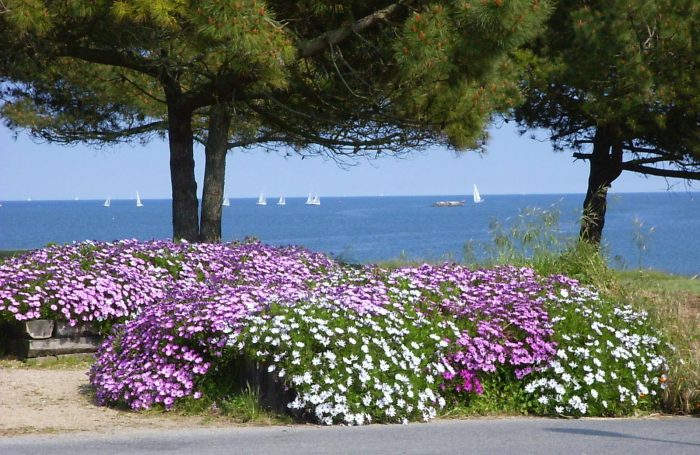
<box><xmin>0</xmin><ymin>193</ymin><xmax>697</xmax><ymax>276</ymax></box>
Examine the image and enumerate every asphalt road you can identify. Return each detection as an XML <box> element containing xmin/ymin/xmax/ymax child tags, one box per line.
<box><xmin>1</xmin><ymin>417</ymin><xmax>698</xmax><ymax>454</ymax></box>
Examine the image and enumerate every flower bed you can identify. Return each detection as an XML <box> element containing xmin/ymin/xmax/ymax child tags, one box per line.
<box><xmin>0</xmin><ymin>239</ymin><xmax>335</xmax><ymax>328</ymax></box>
<box><xmin>0</xmin><ymin>240</ymin><xmax>668</xmax><ymax>422</ymax></box>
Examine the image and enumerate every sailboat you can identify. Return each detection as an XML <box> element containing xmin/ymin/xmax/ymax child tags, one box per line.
<box><xmin>103</xmin><ymin>197</ymin><xmax>111</xmax><ymax>207</ymax></box>
<box><xmin>222</xmin><ymin>196</ymin><xmax>230</xmax><ymax>207</ymax></box>
<box><xmin>473</xmin><ymin>184</ymin><xmax>484</xmax><ymax>204</ymax></box>
<box><xmin>277</xmin><ymin>196</ymin><xmax>286</xmax><ymax>206</ymax></box>
<box><xmin>136</xmin><ymin>191</ymin><xmax>143</xmax><ymax>207</ymax></box>
<box><xmin>311</xmin><ymin>194</ymin><xmax>321</xmax><ymax>206</ymax></box>
<box><xmin>305</xmin><ymin>193</ymin><xmax>314</xmax><ymax>205</ymax></box>
<box><xmin>257</xmin><ymin>192</ymin><xmax>267</xmax><ymax>206</ymax></box>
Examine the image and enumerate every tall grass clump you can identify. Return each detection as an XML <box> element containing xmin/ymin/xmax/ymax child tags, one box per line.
<box><xmin>465</xmin><ymin>206</ymin><xmax>613</xmax><ymax>288</ymax></box>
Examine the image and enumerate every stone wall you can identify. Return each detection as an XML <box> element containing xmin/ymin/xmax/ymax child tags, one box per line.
<box><xmin>1</xmin><ymin>320</ymin><xmax>102</xmax><ymax>358</ymax></box>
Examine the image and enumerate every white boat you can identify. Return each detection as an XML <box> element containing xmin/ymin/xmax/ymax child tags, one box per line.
<box><xmin>257</xmin><ymin>192</ymin><xmax>267</xmax><ymax>206</ymax></box>
<box><xmin>222</xmin><ymin>197</ymin><xmax>230</xmax><ymax>207</ymax></box>
<box><xmin>473</xmin><ymin>184</ymin><xmax>484</xmax><ymax>204</ymax></box>
<box><xmin>277</xmin><ymin>196</ymin><xmax>286</xmax><ymax>206</ymax></box>
<box><xmin>103</xmin><ymin>197</ymin><xmax>111</xmax><ymax>207</ymax></box>
<box><xmin>136</xmin><ymin>191</ymin><xmax>143</xmax><ymax>207</ymax></box>
<box><xmin>307</xmin><ymin>193</ymin><xmax>320</xmax><ymax>206</ymax></box>
<box><xmin>433</xmin><ymin>200</ymin><xmax>465</xmax><ymax>207</ymax></box>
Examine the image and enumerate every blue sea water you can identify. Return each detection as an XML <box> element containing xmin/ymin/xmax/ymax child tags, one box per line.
<box><xmin>0</xmin><ymin>193</ymin><xmax>697</xmax><ymax>276</ymax></box>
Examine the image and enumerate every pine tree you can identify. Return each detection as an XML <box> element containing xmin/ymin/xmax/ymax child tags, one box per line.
<box><xmin>2</xmin><ymin>1</ymin><xmax>553</xmax><ymax>241</ymax></box>
<box><xmin>514</xmin><ymin>0</ymin><xmax>700</xmax><ymax>244</ymax></box>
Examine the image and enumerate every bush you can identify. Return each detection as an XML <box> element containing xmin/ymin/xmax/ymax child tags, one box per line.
<box><xmin>525</xmin><ymin>284</ymin><xmax>667</xmax><ymax>416</ymax></box>
<box><xmin>0</xmin><ymin>240</ymin><xmax>671</xmax><ymax>422</ymax></box>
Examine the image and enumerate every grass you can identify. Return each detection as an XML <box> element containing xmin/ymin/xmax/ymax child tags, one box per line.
<box><xmin>615</xmin><ymin>269</ymin><xmax>700</xmax><ymax>294</ymax></box>
<box><xmin>0</xmin><ymin>250</ymin><xmax>24</xmax><ymax>260</ymax></box>
<box><xmin>0</xmin><ymin>353</ymin><xmax>95</xmax><ymax>369</ymax></box>
<box><xmin>160</xmin><ymin>384</ymin><xmax>294</xmax><ymax>425</ymax></box>
<box><xmin>609</xmin><ymin>269</ymin><xmax>700</xmax><ymax>414</ymax></box>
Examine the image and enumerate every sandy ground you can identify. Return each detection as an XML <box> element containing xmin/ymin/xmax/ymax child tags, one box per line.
<box><xmin>0</xmin><ymin>367</ymin><xmax>220</xmax><ymax>437</ymax></box>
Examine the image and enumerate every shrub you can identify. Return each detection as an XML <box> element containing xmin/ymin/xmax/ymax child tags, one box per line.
<box><xmin>524</xmin><ymin>283</ymin><xmax>667</xmax><ymax>416</ymax></box>
<box><xmin>0</xmin><ymin>240</ymin><xmax>670</xmax><ymax>421</ymax></box>
<box><xmin>233</xmin><ymin>300</ymin><xmax>454</xmax><ymax>425</ymax></box>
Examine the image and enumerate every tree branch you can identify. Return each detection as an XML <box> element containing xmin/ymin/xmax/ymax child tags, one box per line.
<box><xmin>62</xmin><ymin>46</ymin><xmax>163</xmax><ymax>80</ymax></box>
<box><xmin>622</xmin><ymin>144</ymin><xmax>669</xmax><ymax>155</ymax></box>
<box><xmin>121</xmin><ymin>75</ymin><xmax>166</xmax><ymax>104</ymax></box>
<box><xmin>246</xmin><ymin>101</ymin><xmax>412</xmax><ymax>153</ymax></box>
<box><xmin>299</xmin><ymin>1</ymin><xmax>409</xmax><ymax>58</ymax></box>
<box><xmin>226</xmin><ymin>133</ymin><xmax>288</xmax><ymax>149</ymax></box>
<box><xmin>621</xmin><ymin>162</ymin><xmax>700</xmax><ymax>180</ymax></box>
<box><xmin>623</xmin><ymin>156</ymin><xmax>671</xmax><ymax>166</ymax></box>
<box><xmin>32</xmin><ymin>120</ymin><xmax>167</xmax><ymax>144</ymax></box>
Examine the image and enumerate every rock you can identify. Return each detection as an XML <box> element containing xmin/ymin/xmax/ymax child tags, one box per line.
<box><xmin>53</xmin><ymin>321</ymin><xmax>100</xmax><ymax>338</ymax></box>
<box><xmin>22</xmin><ymin>320</ymin><xmax>55</xmax><ymax>339</ymax></box>
<box><xmin>9</xmin><ymin>336</ymin><xmax>102</xmax><ymax>358</ymax></box>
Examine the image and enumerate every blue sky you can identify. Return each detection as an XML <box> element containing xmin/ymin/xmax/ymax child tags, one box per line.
<box><xmin>0</xmin><ymin>122</ymin><xmax>690</xmax><ymax>201</ymax></box>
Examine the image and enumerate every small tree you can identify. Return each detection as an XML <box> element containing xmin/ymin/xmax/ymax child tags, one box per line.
<box><xmin>515</xmin><ymin>0</ymin><xmax>700</xmax><ymax>244</ymax></box>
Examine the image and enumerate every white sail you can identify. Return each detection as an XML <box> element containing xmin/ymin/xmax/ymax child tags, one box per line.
<box><xmin>277</xmin><ymin>196</ymin><xmax>286</xmax><ymax>205</ymax></box>
<box><xmin>222</xmin><ymin>197</ymin><xmax>230</xmax><ymax>207</ymax></box>
<box><xmin>311</xmin><ymin>194</ymin><xmax>321</xmax><ymax>206</ymax></box>
<box><xmin>136</xmin><ymin>191</ymin><xmax>143</xmax><ymax>207</ymax></box>
<box><xmin>473</xmin><ymin>184</ymin><xmax>484</xmax><ymax>204</ymax></box>
<box><xmin>257</xmin><ymin>192</ymin><xmax>267</xmax><ymax>205</ymax></box>
<box><xmin>103</xmin><ymin>198</ymin><xmax>111</xmax><ymax>207</ymax></box>
<box><xmin>305</xmin><ymin>193</ymin><xmax>313</xmax><ymax>205</ymax></box>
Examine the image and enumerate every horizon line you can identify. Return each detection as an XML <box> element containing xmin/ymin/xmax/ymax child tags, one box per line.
<box><xmin>1</xmin><ymin>190</ymin><xmax>697</xmax><ymax>202</ymax></box>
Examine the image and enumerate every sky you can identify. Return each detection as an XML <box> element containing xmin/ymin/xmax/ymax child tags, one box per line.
<box><xmin>0</xmin><ymin>121</ymin><xmax>692</xmax><ymax>202</ymax></box>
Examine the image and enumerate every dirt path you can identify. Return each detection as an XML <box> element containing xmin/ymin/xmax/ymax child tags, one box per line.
<box><xmin>0</xmin><ymin>367</ymin><xmax>221</xmax><ymax>437</ymax></box>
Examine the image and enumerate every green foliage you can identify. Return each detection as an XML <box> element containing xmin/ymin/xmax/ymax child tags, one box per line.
<box><xmin>172</xmin><ymin>376</ymin><xmax>291</xmax><ymax>423</ymax></box>
<box><xmin>393</xmin><ymin>1</ymin><xmax>553</xmax><ymax>148</ymax></box>
<box><xmin>1</xmin><ymin>0</ymin><xmax>558</xmax><ymax>152</ymax></box>
<box><xmin>0</xmin><ymin>353</ymin><xmax>95</xmax><ymax>369</ymax></box>
<box><xmin>515</xmin><ymin>0</ymin><xmax>700</xmax><ymax>174</ymax></box>
<box><xmin>462</xmin><ymin>204</ymin><xmax>613</xmax><ymax>287</ymax></box>
<box><xmin>442</xmin><ymin>370</ymin><xmax>534</xmax><ymax>417</ymax></box>
<box><xmin>0</xmin><ymin>251</ymin><xmax>24</xmax><ymax>261</ymax></box>
<box><xmin>217</xmin><ymin>383</ymin><xmax>281</xmax><ymax>423</ymax></box>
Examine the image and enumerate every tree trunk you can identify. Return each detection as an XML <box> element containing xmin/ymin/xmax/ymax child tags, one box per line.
<box><xmin>579</xmin><ymin>128</ymin><xmax>623</xmax><ymax>244</ymax></box>
<box><xmin>167</xmin><ymin>103</ymin><xmax>200</xmax><ymax>242</ymax></box>
<box><xmin>199</xmin><ymin>105</ymin><xmax>231</xmax><ymax>243</ymax></box>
